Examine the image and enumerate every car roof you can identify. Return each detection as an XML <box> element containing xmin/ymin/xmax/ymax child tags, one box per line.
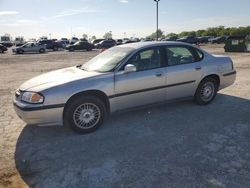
<box><xmin>119</xmin><ymin>41</ymin><xmax>195</xmax><ymax>49</ymax></box>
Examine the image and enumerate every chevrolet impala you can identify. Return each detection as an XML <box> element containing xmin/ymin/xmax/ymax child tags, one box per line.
<box><xmin>13</xmin><ymin>42</ymin><xmax>236</xmax><ymax>133</ymax></box>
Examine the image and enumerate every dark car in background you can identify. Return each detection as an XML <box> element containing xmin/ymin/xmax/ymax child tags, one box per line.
<box><xmin>177</xmin><ymin>36</ymin><xmax>198</xmax><ymax>44</ymax></box>
<box><xmin>65</xmin><ymin>41</ymin><xmax>94</xmax><ymax>51</ymax></box>
<box><xmin>162</xmin><ymin>36</ymin><xmax>177</xmax><ymax>41</ymax></box>
<box><xmin>210</xmin><ymin>36</ymin><xmax>228</xmax><ymax>44</ymax></box>
<box><xmin>92</xmin><ymin>39</ymin><xmax>105</xmax><ymax>45</ymax></box>
<box><xmin>116</xmin><ymin>39</ymin><xmax>123</xmax><ymax>45</ymax></box>
<box><xmin>0</xmin><ymin>44</ymin><xmax>8</xmax><ymax>53</ymax></box>
<box><xmin>197</xmin><ymin>36</ymin><xmax>210</xmax><ymax>44</ymax></box>
<box><xmin>61</xmin><ymin>38</ymin><xmax>69</xmax><ymax>44</ymax></box>
<box><xmin>38</xmin><ymin>40</ymin><xmax>64</xmax><ymax>51</ymax></box>
<box><xmin>95</xmin><ymin>39</ymin><xmax>116</xmax><ymax>49</ymax></box>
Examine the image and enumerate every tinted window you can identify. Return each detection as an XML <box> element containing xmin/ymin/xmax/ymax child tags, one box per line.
<box><xmin>166</xmin><ymin>46</ymin><xmax>195</xmax><ymax>66</ymax></box>
<box><xmin>126</xmin><ymin>48</ymin><xmax>161</xmax><ymax>71</ymax></box>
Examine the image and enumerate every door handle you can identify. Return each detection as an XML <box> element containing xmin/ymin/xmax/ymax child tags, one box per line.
<box><xmin>155</xmin><ymin>73</ymin><xmax>163</xmax><ymax>77</ymax></box>
<box><xmin>195</xmin><ymin>66</ymin><xmax>202</xmax><ymax>70</ymax></box>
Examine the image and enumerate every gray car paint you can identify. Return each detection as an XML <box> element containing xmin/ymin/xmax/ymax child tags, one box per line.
<box><xmin>13</xmin><ymin>41</ymin><xmax>236</xmax><ymax>126</ymax></box>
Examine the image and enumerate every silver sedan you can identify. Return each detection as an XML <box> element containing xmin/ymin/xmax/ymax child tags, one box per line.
<box><xmin>13</xmin><ymin>42</ymin><xmax>236</xmax><ymax>133</ymax></box>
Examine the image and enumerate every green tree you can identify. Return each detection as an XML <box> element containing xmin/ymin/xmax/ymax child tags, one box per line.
<box><xmin>91</xmin><ymin>36</ymin><xmax>97</xmax><ymax>40</ymax></box>
<box><xmin>148</xmin><ymin>29</ymin><xmax>165</xmax><ymax>39</ymax></box>
<box><xmin>196</xmin><ymin>30</ymin><xmax>206</xmax><ymax>37</ymax></box>
<box><xmin>103</xmin><ymin>32</ymin><xmax>112</xmax><ymax>39</ymax></box>
<box><xmin>166</xmin><ymin>33</ymin><xmax>178</xmax><ymax>38</ymax></box>
<box><xmin>82</xmin><ymin>33</ymin><xmax>88</xmax><ymax>39</ymax></box>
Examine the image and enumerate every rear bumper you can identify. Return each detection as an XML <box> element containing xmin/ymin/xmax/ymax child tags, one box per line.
<box><xmin>220</xmin><ymin>70</ymin><xmax>236</xmax><ymax>90</ymax></box>
<box><xmin>13</xmin><ymin>100</ymin><xmax>64</xmax><ymax>126</ymax></box>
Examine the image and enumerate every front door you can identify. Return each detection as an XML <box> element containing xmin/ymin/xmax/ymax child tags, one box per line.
<box><xmin>113</xmin><ymin>47</ymin><xmax>167</xmax><ymax>111</ymax></box>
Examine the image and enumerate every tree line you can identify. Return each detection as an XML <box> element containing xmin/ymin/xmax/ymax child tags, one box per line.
<box><xmin>148</xmin><ymin>26</ymin><xmax>250</xmax><ymax>39</ymax></box>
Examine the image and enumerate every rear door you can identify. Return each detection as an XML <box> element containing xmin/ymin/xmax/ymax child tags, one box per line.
<box><xmin>165</xmin><ymin>45</ymin><xmax>203</xmax><ymax>100</ymax></box>
<box><xmin>113</xmin><ymin>47</ymin><xmax>167</xmax><ymax>111</ymax></box>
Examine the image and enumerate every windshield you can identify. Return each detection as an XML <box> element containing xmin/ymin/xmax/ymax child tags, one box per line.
<box><xmin>82</xmin><ymin>46</ymin><xmax>133</xmax><ymax>72</ymax></box>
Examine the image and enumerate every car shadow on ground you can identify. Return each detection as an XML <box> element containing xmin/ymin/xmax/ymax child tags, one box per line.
<box><xmin>15</xmin><ymin>94</ymin><xmax>250</xmax><ymax>188</ymax></box>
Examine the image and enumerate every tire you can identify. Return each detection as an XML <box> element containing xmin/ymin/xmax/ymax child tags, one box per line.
<box><xmin>39</xmin><ymin>48</ymin><xmax>45</xmax><ymax>53</ymax></box>
<box><xmin>69</xmin><ymin>47</ymin><xmax>74</xmax><ymax>52</ymax></box>
<box><xmin>18</xmin><ymin>49</ymin><xmax>24</xmax><ymax>54</ymax></box>
<box><xmin>64</xmin><ymin>96</ymin><xmax>107</xmax><ymax>134</ymax></box>
<box><xmin>0</xmin><ymin>49</ymin><xmax>3</xmax><ymax>53</ymax></box>
<box><xmin>194</xmin><ymin>77</ymin><xmax>218</xmax><ymax>105</ymax></box>
<box><xmin>53</xmin><ymin>46</ymin><xmax>58</xmax><ymax>51</ymax></box>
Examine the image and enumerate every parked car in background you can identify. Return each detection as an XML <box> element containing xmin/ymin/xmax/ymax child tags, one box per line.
<box><xmin>80</xmin><ymin>38</ymin><xmax>88</xmax><ymax>42</ymax></box>
<box><xmin>116</xmin><ymin>39</ymin><xmax>123</xmax><ymax>45</ymax></box>
<box><xmin>14</xmin><ymin>37</ymin><xmax>26</xmax><ymax>47</ymax></box>
<box><xmin>39</xmin><ymin>36</ymin><xmax>48</xmax><ymax>41</ymax></box>
<box><xmin>92</xmin><ymin>39</ymin><xmax>105</xmax><ymax>45</ymax></box>
<box><xmin>197</xmin><ymin>36</ymin><xmax>210</xmax><ymax>44</ymax></box>
<box><xmin>70</xmin><ymin>37</ymin><xmax>79</xmax><ymax>44</ymax></box>
<box><xmin>13</xmin><ymin>41</ymin><xmax>236</xmax><ymax>134</ymax></box>
<box><xmin>95</xmin><ymin>39</ymin><xmax>116</xmax><ymax>49</ymax></box>
<box><xmin>38</xmin><ymin>39</ymin><xmax>64</xmax><ymax>51</ymax></box>
<box><xmin>122</xmin><ymin>40</ymin><xmax>137</xmax><ymax>44</ymax></box>
<box><xmin>210</xmin><ymin>36</ymin><xmax>228</xmax><ymax>44</ymax></box>
<box><xmin>0</xmin><ymin>35</ymin><xmax>13</xmax><ymax>47</ymax></box>
<box><xmin>162</xmin><ymin>36</ymin><xmax>177</xmax><ymax>41</ymax></box>
<box><xmin>0</xmin><ymin>44</ymin><xmax>8</xmax><ymax>53</ymax></box>
<box><xmin>12</xmin><ymin>42</ymin><xmax>46</xmax><ymax>54</ymax></box>
<box><xmin>61</xmin><ymin>38</ymin><xmax>69</xmax><ymax>44</ymax></box>
<box><xmin>60</xmin><ymin>41</ymin><xmax>68</xmax><ymax>49</ymax></box>
<box><xmin>65</xmin><ymin>41</ymin><xmax>94</xmax><ymax>51</ymax></box>
<box><xmin>177</xmin><ymin>36</ymin><xmax>198</xmax><ymax>44</ymax></box>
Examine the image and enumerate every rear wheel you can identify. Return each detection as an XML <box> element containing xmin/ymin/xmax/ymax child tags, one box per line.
<box><xmin>69</xmin><ymin>47</ymin><xmax>74</xmax><ymax>52</ymax></box>
<box><xmin>39</xmin><ymin>48</ymin><xmax>45</xmax><ymax>53</ymax></box>
<box><xmin>64</xmin><ymin>96</ymin><xmax>107</xmax><ymax>134</ymax></box>
<box><xmin>53</xmin><ymin>46</ymin><xmax>58</xmax><ymax>51</ymax></box>
<box><xmin>194</xmin><ymin>77</ymin><xmax>218</xmax><ymax>105</ymax></box>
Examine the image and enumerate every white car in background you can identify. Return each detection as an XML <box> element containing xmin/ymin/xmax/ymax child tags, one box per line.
<box><xmin>12</xmin><ymin>42</ymin><xmax>46</xmax><ymax>54</ymax></box>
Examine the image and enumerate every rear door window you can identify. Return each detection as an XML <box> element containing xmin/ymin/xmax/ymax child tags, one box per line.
<box><xmin>165</xmin><ymin>46</ymin><xmax>195</xmax><ymax>66</ymax></box>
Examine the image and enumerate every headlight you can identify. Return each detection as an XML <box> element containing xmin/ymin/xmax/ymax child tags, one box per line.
<box><xmin>21</xmin><ymin>92</ymin><xmax>44</xmax><ymax>104</ymax></box>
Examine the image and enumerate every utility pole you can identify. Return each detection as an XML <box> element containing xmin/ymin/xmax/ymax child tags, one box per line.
<box><xmin>154</xmin><ymin>0</ymin><xmax>160</xmax><ymax>41</ymax></box>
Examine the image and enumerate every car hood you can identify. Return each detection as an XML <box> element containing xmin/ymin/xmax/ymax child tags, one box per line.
<box><xmin>19</xmin><ymin>66</ymin><xmax>103</xmax><ymax>91</ymax></box>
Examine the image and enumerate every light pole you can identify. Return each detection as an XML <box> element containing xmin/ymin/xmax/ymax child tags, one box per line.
<box><xmin>154</xmin><ymin>0</ymin><xmax>160</xmax><ymax>41</ymax></box>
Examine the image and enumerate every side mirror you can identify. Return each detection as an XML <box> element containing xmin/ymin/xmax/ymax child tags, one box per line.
<box><xmin>124</xmin><ymin>64</ymin><xmax>136</xmax><ymax>73</ymax></box>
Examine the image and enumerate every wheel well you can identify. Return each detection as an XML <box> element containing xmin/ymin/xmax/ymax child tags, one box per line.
<box><xmin>202</xmin><ymin>74</ymin><xmax>220</xmax><ymax>86</ymax></box>
<box><xmin>63</xmin><ymin>90</ymin><xmax>110</xmax><ymax>119</ymax></box>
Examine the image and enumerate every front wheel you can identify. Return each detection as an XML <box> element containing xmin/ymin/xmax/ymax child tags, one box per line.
<box><xmin>69</xmin><ymin>47</ymin><xmax>74</xmax><ymax>52</ymax></box>
<box><xmin>194</xmin><ymin>77</ymin><xmax>218</xmax><ymax>105</ymax></box>
<box><xmin>18</xmin><ymin>49</ymin><xmax>24</xmax><ymax>54</ymax></box>
<box><xmin>64</xmin><ymin>96</ymin><xmax>107</xmax><ymax>134</ymax></box>
<box><xmin>53</xmin><ymin>46</ymin><xmax>58</xmax><ymax>51</ymax></box>
<box><xmin>39</xmin><ymin>48</ymin><xmax>45</xmax><ymax>53</ymax></box>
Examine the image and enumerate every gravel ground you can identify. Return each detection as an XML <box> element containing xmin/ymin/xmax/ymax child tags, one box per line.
<box><xmin>0</xmin><ymin>45</ymin><xmax>249</xmax><ymax>188</ymax></box>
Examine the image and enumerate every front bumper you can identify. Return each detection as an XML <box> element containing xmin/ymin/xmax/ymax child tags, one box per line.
<box><xmin>13</xmin><ymin>99</ymin><xmax>64</xmax><ymax>126</ymax></box>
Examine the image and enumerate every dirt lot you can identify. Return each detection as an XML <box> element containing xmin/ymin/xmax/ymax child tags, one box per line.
<box><xmin>0</xmin><ymin>45</ymin><xmax>250</xmax><ymax>188</ymax></box>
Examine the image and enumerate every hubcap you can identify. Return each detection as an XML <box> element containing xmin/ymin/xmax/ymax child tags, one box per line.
<box><xmin>200</xmin><ymin>81</ymin><xmax>215</xmax><ymax>102</ymax></box>
<box><xmin>73</xmin><ymin>103</ymin><xmax>101</xmax><ymax>129</ymax></box>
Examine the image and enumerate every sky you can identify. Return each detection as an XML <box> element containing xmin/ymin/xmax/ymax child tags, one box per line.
<box><xmin>0</xmin><ymin>0</ymin><xmax>250</xmax><ymax>40</ymax></box>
